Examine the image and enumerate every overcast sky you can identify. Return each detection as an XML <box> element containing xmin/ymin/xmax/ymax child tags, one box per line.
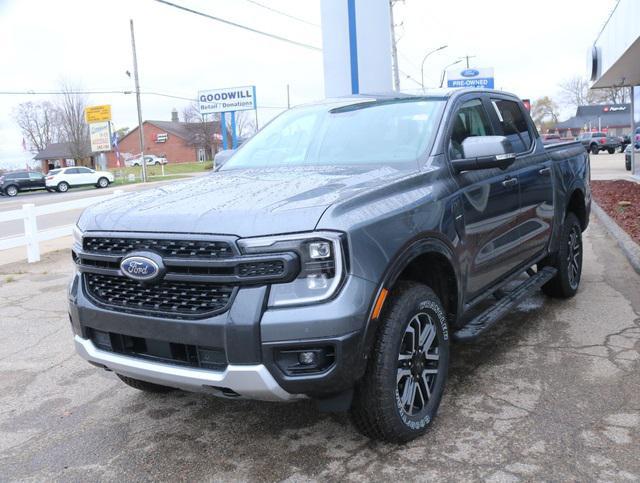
<box><xmin>0</xmin><ymin>0</ymin><xmax>617</xmax><ymax>169</ymax></box>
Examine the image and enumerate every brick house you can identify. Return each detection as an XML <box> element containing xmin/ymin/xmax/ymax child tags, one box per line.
<box><xmin>107</xmin><ymin>113</ymin><xmax>221</xmax><ymax>168</ymax></box>
<box><xmin>33</xmin><ymin>142</ymin><xmax>95</xmax><ymax>174</ymax></box>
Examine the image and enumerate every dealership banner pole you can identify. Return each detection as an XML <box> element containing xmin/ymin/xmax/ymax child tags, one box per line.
<box><xmin>231</xmin><ymin>111</ymin><xmax>237</xmax><ymax>149</ymax></box>
<box><xmin>632</xmin><ymin>86</ymin><xmax>637</xmax><ymax>174</ymax></box>
<box><xmin>221</xmin><ymin>112</ymin><xmax>228</xmax><ymax>150</ymax></box>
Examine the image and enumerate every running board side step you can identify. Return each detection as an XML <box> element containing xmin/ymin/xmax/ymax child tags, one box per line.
<box><xmin>453</xmin><ymin>267</ymin><xmax>557</xmax><ymax>342</ymax></box>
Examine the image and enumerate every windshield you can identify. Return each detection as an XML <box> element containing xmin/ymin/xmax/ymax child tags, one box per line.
<box><xmin>222</xmin><ymin>99</ymin><xmax>445</xmax><ymax>170</ymax></box>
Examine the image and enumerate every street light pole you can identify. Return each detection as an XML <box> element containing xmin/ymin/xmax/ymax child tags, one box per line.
<box><xmin>420</xmin><ymin>45</ymin><xmax>447</xmax><ymax>91</ymax></box>
<box><xmin>440</xmin><ymin>59</ymin><xmax>463</xmax><ymax>88</ymax></box>
<box><xmin>130</xmin><ymin>19</ymin><xmax>147</xmax><ymax>183</ymax></box>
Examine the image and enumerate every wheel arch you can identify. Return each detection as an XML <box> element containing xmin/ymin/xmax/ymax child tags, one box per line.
<box><xmin>358</xmin><ymin>235</ymin><xmax>462</xmax><ymax>372</ymax></box>
<box><xmin>566</xmin><ymin>186</ymin><xmax>587</xmax><ymax>231</ymax></box>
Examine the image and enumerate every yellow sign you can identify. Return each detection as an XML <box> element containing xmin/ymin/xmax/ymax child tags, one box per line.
<box><xmin>85</xmin><ymin>105</ymin><xmax>112</xmax><ymax>123</ymax></box>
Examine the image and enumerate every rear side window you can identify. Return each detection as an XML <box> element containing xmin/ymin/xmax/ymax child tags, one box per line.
<box><xmin>492</xmin><ymin>99</ymin><xmax>532</xmax><ymax>153</ymax></box>
<box><xmin>48</xmin><ymin>169</ymin><xmax>61</xmax><ymax>175</ymax></box>
<box><xmin>449</xmin><ymin>99</ymin><xmax>493</xmax><ymax>160</ymax></box>
<box><xmin>66</xmin><ymin>168</ymin><xmax>79</xmax><ymax>174</ymax></box>
<box><xmin>29</xmin><ymin>172</ymin><xmax>43</xmax><ymax>180</ymax></box>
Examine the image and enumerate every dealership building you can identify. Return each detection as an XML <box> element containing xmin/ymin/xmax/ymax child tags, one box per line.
<box><xmin>589</xmin><ymin>0</ymin><xmax>640</xmax><ymax>174</ymax></box>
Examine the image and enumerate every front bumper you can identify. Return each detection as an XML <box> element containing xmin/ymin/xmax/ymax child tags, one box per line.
<box><xmin>69</xmin><ymin>271</ymin><xmax>377</xmax><ymax>400</ymax></box>
<box><xmin>74</xmin><ymin>335</ymin><xmax>298</xmax><ymax>401</ymax></box>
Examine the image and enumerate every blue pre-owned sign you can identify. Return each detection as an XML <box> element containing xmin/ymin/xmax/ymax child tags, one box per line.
<box><xmin>447</xmin><ymin>67</ymin><xmax>494</xmax><ymax>89</ymax></box>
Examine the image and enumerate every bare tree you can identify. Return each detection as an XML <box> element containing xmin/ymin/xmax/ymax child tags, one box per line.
<box><xmin>181</xmin><ymin>102</ymin><xmax>219</xmax><ymax>158</ymax></box>
<box><xmin>559</xmin><ymin>76</ymin><xmax>632</xmax><ymax>109</ymax></box>
<box><xmin>531</xmin><ymin>96</ymin><xmax>560</xmax><ymax>132</ymax></box>
<box><xmin>558</xmin><ymin>77</ymin><xmax>597</xmax><ymax>109</ymax></box>
<box><xmin>225</xmin><ymin>110</ymin><xmax>256</xmax><ymax>141</ymax></box>
<box><xmin>12</xmin><ymin>101</ymin><xmax>61</xmax><ymax>152</ymax></box>
<box><xmin>596</xmin><ymin>84</ymin><xmax>630</xmax><ymax>104</ymax></box>
<box><xmin>57</xmin><ymin>81</ymin><xmax>90</xmax><ymax>162</ymax></box>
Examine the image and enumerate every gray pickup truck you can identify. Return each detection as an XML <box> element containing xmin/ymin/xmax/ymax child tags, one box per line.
<box><xmin>69</xmin><ymin>89</ymin><xmax>590</xmax><ymax>443</ymax></box>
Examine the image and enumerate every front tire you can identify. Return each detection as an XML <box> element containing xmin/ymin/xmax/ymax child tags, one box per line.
<box><xmin>117</xmin><ymin>374</ymin><xmax>175</xmax><ymax>393</ymax></box>
<box><xmin>540</xmin><ymin>212</ymin><xmax>583</xmax><ymax>298</ymax></box>
<box><xmin>57</xmin><ymin>181</ymin><xmax>69</xmax><ymax>193</ymax></box>
<box><xmin>626</xmin><ymin>159</ymin><xmax>632</xmax><ymax>171</ymax></box>
<box><xmin>590</xmin><ymin>144</ymin><xmax>599</xmax><ymax>155</ymax></box>
<box><xmin>97</xmin><ymin>177</ymin><xmax>109</xmax><ymax>188</ymax></box>
<box><xmin>607</xmin><ymin>148</ymin><xmax>615</xmax><ymax>154</ymax></box>
<box><xmin>351</xmin><ymin>282</ymin><xmax>450</xmax><ymax>443</ymax></box>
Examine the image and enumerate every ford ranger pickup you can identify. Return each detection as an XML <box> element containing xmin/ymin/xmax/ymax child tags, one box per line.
<box><xmin>69</xmin><ymin>89</ymin><xmax>590</xmax><ymax>443</ymax></box>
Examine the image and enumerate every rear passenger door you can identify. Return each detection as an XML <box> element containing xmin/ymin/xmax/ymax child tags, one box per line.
<box><xmin>490</xmin><ymin>96</ymin><xmax>554</xmax><ymax>264</ymax></box>
<box><xmin>448</xmin><ymin>95</ymin><xmax>523</xmax><ymax>299</ymax></box>
<box><xmin>28</xmin><ymin>172</ymin><xmax>45</xmax><ymax>190</ymax></box>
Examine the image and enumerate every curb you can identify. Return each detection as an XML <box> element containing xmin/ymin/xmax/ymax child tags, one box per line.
<box><xmin>592</xmin><ymin>201</ymin><xmax>640</xmax><ymax>275</ymax></box>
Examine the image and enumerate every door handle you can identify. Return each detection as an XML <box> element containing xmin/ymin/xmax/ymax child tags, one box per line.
<box><xmin>501</xmin><ymin>178</ymin><xmax>518</xmax><ymax>187</ymax></box>
<box><xmin>538</xmin><ymin>167</ymin><xmax>551</xmax><ymax>176</ymax></box>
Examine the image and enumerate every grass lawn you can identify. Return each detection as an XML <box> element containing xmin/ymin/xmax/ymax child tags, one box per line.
<box><xmin>110</xmin><ymin>161</ymin><xmax>213</xmax><ymax>179</ymax></box>
<box><xmin>111</xmin><ymin>174</ymin><xmax>191</xmax><ymax>186</ymax></box>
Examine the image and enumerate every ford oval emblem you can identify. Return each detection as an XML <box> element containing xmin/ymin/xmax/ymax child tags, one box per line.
<box><xmin>120</xmin><ymin>256</ymin><xmax>160</xmax><ymax>281</ymax></box>
<box><xmin>461</xmin><ymin>69</ymin><xmax>479</xmax><ymax>77</ymax></box>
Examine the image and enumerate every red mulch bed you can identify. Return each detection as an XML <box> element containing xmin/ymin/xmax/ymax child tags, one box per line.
<box><xmin>591</xmin><ymin>180</ymin><xmax>640</xmax><ymax>245</ymax></box>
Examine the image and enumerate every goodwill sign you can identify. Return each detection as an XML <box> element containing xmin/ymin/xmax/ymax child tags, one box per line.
<box><xmin>198</xmin><ymin>86</ymin><xmax>256</xmax><ymax>114</ymax></box>
<box><xmin>447</xmin><ymin>68</ymin><xmax>494</xmax><ymax>89</ymax></box>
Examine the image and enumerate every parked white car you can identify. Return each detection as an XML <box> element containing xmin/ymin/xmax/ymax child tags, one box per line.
<box><xmin>45</xmin><ymin>167</ymin><xmax>115</xmax><ymax>193</ymax></box>
<box><xmin>126</xmin><ymin>155</ymin><xmax>168</xmax><ymax>167</ymax></box>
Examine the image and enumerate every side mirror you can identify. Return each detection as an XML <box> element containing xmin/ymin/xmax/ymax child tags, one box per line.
<box><xmin>451</xmin><ymin>136</ymin><xmax>516</xmax><ymax>173</ymax></box>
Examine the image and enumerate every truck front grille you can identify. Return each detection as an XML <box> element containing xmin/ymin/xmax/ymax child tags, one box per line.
<box><xmin>84</xmin><ymin>273</ymin><xmax>234</xmax><ymax>318</ymax></box>
<box><xmin>83</xmin><ymin>237</ymin><xmax>234</xmax><ymax>259</ymax></box>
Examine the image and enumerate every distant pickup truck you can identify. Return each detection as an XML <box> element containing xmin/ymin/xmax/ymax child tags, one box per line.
<box><xmin>578</xmin><ymin>131</ymin><xmax>621</xmax><ymax>154</ymax></box>
<box><xmin>69</xmin><ymin>89</ymin><xmax>590</xmax><ymax>443</ymax></box>
<box><xmin>126</xmin><ymin>154</ymin><xmax>168</xmax><ymax>167</ymax></box>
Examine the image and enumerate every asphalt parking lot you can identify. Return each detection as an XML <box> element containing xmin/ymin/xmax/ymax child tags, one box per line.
<box><xmin>0</xmin><ymin>215</ymin><xmax>638</xmax><ymax>481</ymax></box>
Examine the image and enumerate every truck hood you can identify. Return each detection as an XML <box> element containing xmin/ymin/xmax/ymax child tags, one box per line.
<box><xmin>78</xmin><ymin>166</ymin><xmax>408</xmax><ymax>238</ymax></box>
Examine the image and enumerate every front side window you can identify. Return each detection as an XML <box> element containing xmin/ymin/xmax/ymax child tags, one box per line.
<box><xmin>222</xmin><ymin>99</ymin><xmax>446</xmax><ymax>170</ymax></box>
<box><xmin>449</xmin><ymin>99</ymin><xmax>493</xmax><ymax>160</ymax></box>
<box><xmin>492</xmin><ymin>99</ymin><xmax>532</xmax><ymax>153</ymax></box>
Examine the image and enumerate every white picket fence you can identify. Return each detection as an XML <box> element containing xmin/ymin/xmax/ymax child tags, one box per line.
<box><xmin>0</xmin><ymin>190</ymin><xmax>124</xmax><ymax>263</ymax></box>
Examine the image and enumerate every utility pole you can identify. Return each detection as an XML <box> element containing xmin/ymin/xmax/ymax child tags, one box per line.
<box><xmin>130</xmin><ymin>19</ymin><xmax>147</xmax><ymax>183</ymax></box>
<box><xmin>389</xmin><ymin>0</ymin><xmax>401</xmax><ymax>91</ymax></box>
<box><xmin>462</xmin><ymin>54</ymin><xmax>476</xmax><ymax>68</ymax></box>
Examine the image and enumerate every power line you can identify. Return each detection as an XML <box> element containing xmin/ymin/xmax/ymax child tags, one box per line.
<box><xmin>0</xmin><ymin>89</ymin><xmax>288</xmax><ymax>109</ymax></box>
<box><xmin>242</xmin><ymin>0</ymin><xmax>319</xmax><ymax>27</ymax></box>
<box><xmin>152</xmin><ymin>0</ymin><xmax>321</xmax><ymax>51</ymax></box>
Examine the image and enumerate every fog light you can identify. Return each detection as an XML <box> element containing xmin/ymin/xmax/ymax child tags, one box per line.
<box><xmin>298</xmin><ymin>351</ymin><xmax>317</xmax><ymax>365</ymax></box>
<box><xmin>309</xmin><ymin>241</ymin><xmax>331</xmax><ymax>259</ymax></box>
<box><xmin>307</xmin><ymin>273</ymin><xmax>329</xmax><ymax>290</ymax></box>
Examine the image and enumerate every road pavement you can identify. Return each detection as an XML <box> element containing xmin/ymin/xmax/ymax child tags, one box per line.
<box><xmin>590</xmin><ymin>152</ymin><xmax>637</xmax><ymax>181</ymax></box>
<box><xmin>0</xmin><ymin>215</ymin><xmax>638</xmax><ymax>481</ymax></box>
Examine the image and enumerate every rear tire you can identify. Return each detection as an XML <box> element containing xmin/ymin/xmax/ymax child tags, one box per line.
<box><xmin>351</xmin><ymin>282</ymin><xmax>450</xmax><ymax>443</ymax></box>
<box><xmin>5</xmin><ymin>185</ymin><xmax>18</xmax><ymax>197</ymax></box>
<box><xmin>626</xmin><ymin>159</ymin><xmax>632</xmax><ymax>171</ymax></box>
<box><xmin>590</xmin><ymin>144</ymin><xmax>599</xmax><ymax>155</ymax></box>
<box><xmin>540</xmin><ymin>212</ymin><xmax>583</xmax><ymax>298</ymax></box>
<box><xmin>117</xmin><ymin>374</ymin><xmax>175</xmax><ymax>393</ymax></box>
<box><xmin>607</xmin><ymin>148</ymin><xmax>615</xmax><ymax>154</ymax></box>
<box><xmin>57</xmin><ymin>181</ymin><xmax>69</xmax><ymax>193</ymax></box>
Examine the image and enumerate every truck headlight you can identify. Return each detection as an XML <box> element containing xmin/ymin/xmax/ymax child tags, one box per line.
<box><xmin>72</xmin><ymin>224</ymin><xmax>83</xmax><ymax>249</ymax></box>
<box><xmin>238</xmin><ymin>231</ymin><xmax>346</xmax><ymax>307</ymax></box>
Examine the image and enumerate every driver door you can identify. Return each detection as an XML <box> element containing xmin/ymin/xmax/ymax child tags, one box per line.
<box><xmin>448</xmin><ymin>96</ymin><xmax>522</xmax><ymax>300</ymax></box>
